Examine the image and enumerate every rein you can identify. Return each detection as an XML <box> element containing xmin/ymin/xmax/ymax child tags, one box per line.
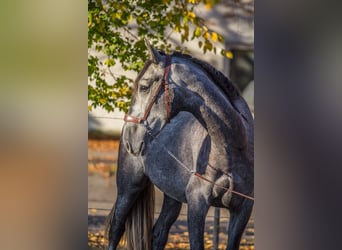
<box><xmin>124</xmin><ymin>55</ymin><xmax>172</xmax><ymax>124</ymax></box>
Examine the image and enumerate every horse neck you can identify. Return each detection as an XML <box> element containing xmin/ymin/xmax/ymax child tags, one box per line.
<box><xmin>171</xmin><ymin>58</ymin><xmax>250</xmax><ymax>165</ymax></box>
<box><xmin>198</xmin><ymin>94</ymin><xmax>249</xmax><ymax>165</ymax></box>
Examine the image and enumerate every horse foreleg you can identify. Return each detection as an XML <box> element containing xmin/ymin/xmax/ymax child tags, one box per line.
<box><xmin>186</xmin><ymin>193</ymin><xmax>209</xmax><ymax>250</ymax></box>
<box><xmin>152</xmin><ymin>194</ymin><xmax>182</xmax><ymax>250</ymax></box>
<box><xmin>107</xmin><ymin>144</ymin><xmax>150</xmax><ymax>250</ymax></box>
<box><xmin>226</xmin><ymin>198</ymin><xmax>253</xmax><ymax>250</ymax></box>
<box><xmin>107</xmin><ymin>187</ymin><xmax>145</xmax><ymax>250</ymax></box>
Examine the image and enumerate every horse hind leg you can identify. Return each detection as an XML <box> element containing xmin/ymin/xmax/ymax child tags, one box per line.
<box><xmin>152</xmin><ymin>194</ymin><xmax>182</xmax><ymax>250</ymax></box>
<box><xmin>226</xmin><ymin>198</ymin><xmax>253</xmax><ymax>250</ymax></box>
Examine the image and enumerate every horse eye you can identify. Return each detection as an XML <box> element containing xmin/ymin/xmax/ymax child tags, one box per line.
<box><xmin>139</xmin><ymin>85</ymin><xmax>150</xmax><ymax>92</ymax></box>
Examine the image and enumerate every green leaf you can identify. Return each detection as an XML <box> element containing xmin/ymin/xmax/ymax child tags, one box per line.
<box><xmin>194</xmin><ymin>27</ymin><xmax>202</xmax><ymax>37</ymax></box>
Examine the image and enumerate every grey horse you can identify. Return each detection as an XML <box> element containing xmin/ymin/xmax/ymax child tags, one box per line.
<box><xmin>107</xmin><ymin>42</ymin><xmax>254</xmax><ymax>250</ymax></box>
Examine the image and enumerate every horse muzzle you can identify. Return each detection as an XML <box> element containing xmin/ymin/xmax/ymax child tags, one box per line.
<box><xmin>122</xmin><ymin>124</ymin><xmax>147</xmax><ymax>156</ymax></box>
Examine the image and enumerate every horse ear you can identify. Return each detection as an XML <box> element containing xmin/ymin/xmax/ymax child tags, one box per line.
<box><xmin>145</xmin><ymin>38</ymin><xmax>162</xmax><ymax>64</ymax></box>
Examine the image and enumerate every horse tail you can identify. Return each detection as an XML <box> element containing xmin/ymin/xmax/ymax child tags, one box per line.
<box><xmin>125</xmin><ymin>181</ymin><xmax>155</xmax><ymax>250</ymax></box>
<box><xmin>105</xmin><ymin>203</ymin><xmax>115</xmax><ymax>247</ymax></box>
<box><xmin>105</xmin><ymin>180</ymin><xmax>155</xmax><ymax>250</ymax></box>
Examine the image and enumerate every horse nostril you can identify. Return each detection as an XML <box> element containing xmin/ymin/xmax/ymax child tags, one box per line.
<box><xmin>139</xmin><ymin>141</ymin><xmax>145</xmax><ymax>156</ymax></box>
<box><xmin>125</xmin><ymin>141</ymin><xmax>132</xmax><ymax>153</ymax></box>
<box><xmin>124</xmin><ymin>139</ymin><xmax>145</xmax><ymax>156</ymax></box>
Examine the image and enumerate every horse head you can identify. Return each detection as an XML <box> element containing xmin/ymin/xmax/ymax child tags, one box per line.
<box><xmin>123</xmin><ymin>40</ymin><xmax>179</xmax><ymax>156</ymax></box>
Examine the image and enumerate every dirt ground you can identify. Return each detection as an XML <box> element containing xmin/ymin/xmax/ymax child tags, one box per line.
<box><xmin>88</xmin><ymin>139</ymin><xmax>254</xmax><ymax>250</ymax></box>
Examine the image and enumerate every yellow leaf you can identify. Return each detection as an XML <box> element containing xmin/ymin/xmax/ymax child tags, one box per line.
<box><xmin>120</xmin><ymin>86</ymin><xmax>129</xmax><ymax>95</ymax></box>
<box><xmin>203</xmin><ymin>31</ymin><xmax>209</xmax><ymax>39</ymax></box>
<box><xmin>225</xmin><ymin>51</ymin><xmax>234</xmax><ymax>59</ymax></box>
<box><xmin>115</xmin><ymin>12</ymin><xmax>122</xmax><ymax>19</ymax></box>
<box><xmin>211</xmin><ymin>32</ymin><xmax>218</xmax><ymax>42</ymax></box>
<box><xmin>205</xmin><ymin>3</ymin><xmax>212</xmax><ymax>10</ymax></box>
<box><xmin>188</xmin><ymin>11</ymin><xmax>196</xmax><ymax>19</ymax></box>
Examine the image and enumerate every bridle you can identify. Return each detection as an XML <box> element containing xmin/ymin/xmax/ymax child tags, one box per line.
<box><xmin>124</xmin><ymin>55</ymin><xmax>172</xmax><ymax>125</ymax></box>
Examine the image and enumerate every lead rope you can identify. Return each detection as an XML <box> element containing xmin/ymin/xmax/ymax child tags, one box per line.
<box><xmin>143</xmin><ymin>124</ymin><xmax>254</xmax><ymax>201</ymax></box>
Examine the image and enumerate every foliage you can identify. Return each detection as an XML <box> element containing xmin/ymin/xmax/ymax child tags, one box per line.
<box><xmin>88</xmin><ymin>0</ymin><xmax>232</xmax><ymax>113</ymax></box>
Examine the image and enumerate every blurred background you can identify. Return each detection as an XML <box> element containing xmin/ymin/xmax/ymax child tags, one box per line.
<box><xmin>1</xmin><ymin>1</ymin><xmax>341</xmax><ymax>250</ymax></box>
<box><xmin>88</xmin><ymin>1</ymin><xmax>254</xmax><ymax>249</ymax></box>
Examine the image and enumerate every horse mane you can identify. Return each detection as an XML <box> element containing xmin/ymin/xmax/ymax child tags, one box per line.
<box><xmin>163</xmin><ymin>51</ymin><xmax>241</xmax><ymax>100</ymax></box>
